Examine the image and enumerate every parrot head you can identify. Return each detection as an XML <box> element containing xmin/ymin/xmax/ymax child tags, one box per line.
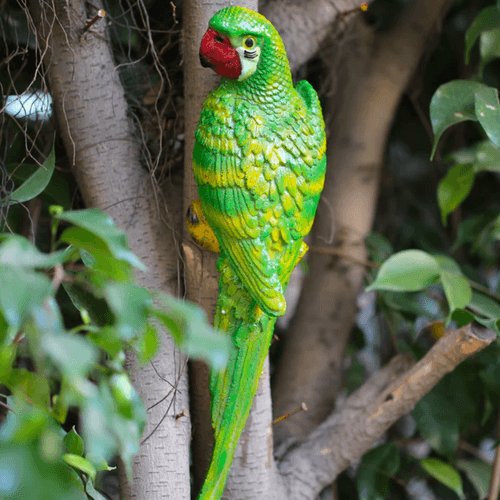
<box><xmin>199</xmin><ymin>6</ymin><xmax>283</xmax><ymax>82</ymax></box>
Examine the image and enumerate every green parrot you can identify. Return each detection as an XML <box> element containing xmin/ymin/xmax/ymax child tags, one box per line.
<box><xmin>189</xmin><ymin>6</ymin><xmax>326</xmax><ymax>499</ymax></box>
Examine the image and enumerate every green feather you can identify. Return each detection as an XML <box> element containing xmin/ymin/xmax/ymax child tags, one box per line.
<box><xmin>193</xmin><ymin>6</ymin><xmax>327</xmax><ymax>499</ymax></box>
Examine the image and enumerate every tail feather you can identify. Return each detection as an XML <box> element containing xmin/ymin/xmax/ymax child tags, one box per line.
<box><xmin>198</xmin><ymin>246</ymin><xmax>304</xmax><ymax>499</ymax></box>
<box><xmin>199</xmin><ymin>297</ymin><xmax>275</xmax><ymax>499</ymax></box>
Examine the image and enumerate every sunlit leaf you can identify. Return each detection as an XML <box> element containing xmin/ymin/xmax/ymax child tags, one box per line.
<box><xmin>475</xmin><ymin>87</ymin><xmax>500</xmax><ymax>149</ymax></box>
<box><xmin>136</xmin><ymin>323</ymin><xmax>160</xmax><ymax>362</ymax></box>
<box><xmin>366</xmin><ymin>250</ymin><xmax>439</xmax><ymax>292</ymax></box>
<box><xmin>63</xmin><ymin>454</ymin><xmax>96</xmax><ymax>482</ymax></box>
<box><xmin>58</xmin><ymin>209</ymin><xmax>146</xmax><ymax>271</ymax></box>
<box><xmin>421</xmin><ymin>458</ymin><xmax>464</xmax><ymax>499</ymax></box>
<box><xmin>434</xmin><ymin>256</ymin><xmax>472</xmax><ymax>316</ymax></box>
<box><xmin>430</xmin><ymin>80</ymin><xmax>488</xmax><ymax>159</ymax></box>
<box><xmin>0</xmin><ymin>234</ymin><xmax>70</xmax><ymax>268</ymax></box>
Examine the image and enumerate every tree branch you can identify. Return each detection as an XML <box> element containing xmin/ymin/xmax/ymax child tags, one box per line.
<box><xmin>279</xmin><ymin>324</ymin><xmax>497</xmax><ymax>499</ymax></box>
<box><xmin>261</xmin><ymin>0</ymin><xmax>365</xmax><ymax>72</ymax></box>
<box><xmin>272</xmin><ymin>0</ymin><xmax>453</xmax><ymax>449</ymax></box>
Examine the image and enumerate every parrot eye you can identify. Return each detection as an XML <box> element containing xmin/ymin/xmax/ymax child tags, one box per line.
<box><xmin>244</xmin><ymin>37</ymin><xmax>255</xmax><ymax>48</ymax></box>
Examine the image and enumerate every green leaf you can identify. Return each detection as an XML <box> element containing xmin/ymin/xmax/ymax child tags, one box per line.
<box><xmin>62</xmin><ymin>281</ymin><xmax>113</xmax><ymax>328</ymax></box>
<box><xmin>58</xmin><ymin>209</ymin><xmax>146</xmax><ymax>271</ymax></box>
<box><xmin>0</xmin><ymin>441</ymin><xmax>87</xmax><ymax>500</ymax></box>
<box><xmin>480</xmin><ymin>28</ymin><xmax>500</xmax><ymax>72</ymax></box>
<box><xmin>421</xmin><ymin>458</ymin><xmax>464</xmax><ymax>499</ymax></box>
<box><xmin>451</xmin><ymin>141</ymin><xmax>500</xmax><ymax>173</ymax></box>
<box><xmin>475</xmin><ymin>87</ymin><xmax>500</xmax><ymax>149</ymax></box>
<box><xmin>437</xmin><ymin>164</ymin><xmax>474</xmax><ymax>225</ymax></box>
<box><xmin>0</xmin><ymin>266</ymin><xmax>53</xmax><ymax>339</ymax></box>
<box><xmin>30</xmin><ymin>296</ymin><xmax>65</xmax><ymax>336</ymax></box>
<box><xmin>0</xmin><ymin>234</ymin><xmax>70</xmax><ymax>268</ymax></box>
<box><xmin>0</xmin><ymin>344</ymin><xmax>16</xmax><ymax>382</ymax></box>
<box><xmin>366</xmin><ymin>250</ymin><xmax>439</xmax><ymax>292</ymax></box>
<box><xmin>468</xmin><ymin>290</ymin><xmax>500</xmax><ymax>319</ymax></box>
<box><xmin>87</xmin><ymin>326</ymin><xmax>123</xmax><ymax>358</ymax></box>
<box><xmin>151</xmin><ymin>290</ymin><xmax>231</xmax><ymax>370</ymax></box>
<box><xmin>8</xmin><ymin>141</ymin><xmax>56</xmax><ymax>203</ymax></box>
<box><xmin>434</xmin><ymin>256</ymin><xmax>472</xmax><ymax>317</ymax></box>
<box><xmin>430</xmin><ymin>80</ymin><xmax>488</xmax><ymax>159</ymax></box>
<box><xmin>0</xmin><ymin>399</ymin><xmax>50</xmax><ymax>444</ymax></box>
<box><xmin>109</xmin><ymin>373</ymin><xmax>136</xmax><ymax>419</ymax></box>
<box><xmin>104</xmin><ymin>283</ymin><xmax>152</xmax><ymax>340</ymax></box>
<box><xmin>366</xmin><ymin>232</ymin><xmax>393</xmax><ymax>265</ymax></box>
<box><xmin>465</xmin><ymin>6</ymin><xmax>500</xmax><ymax>63</ymax></box>
<box><xmin>63</xmin><ymin>427</ymin><xmax>84</xmax><ymax>456</ymax></box>
<box><xmin>136</xmin><ymin>322</ymin><xmax>160</xmax><ymax>362</ymax></box>
<box><xmin>451</xmin><ymin>309</ymin><xmax>475</xmax><ymax>327</ymax></box>
<box><xmin>457</xmin><ymin>459</ymin><xmax>491</xmax><ymax>499</ymax></box>
<box><xmin>51</xmin><ymin>386</ymin><xmax>70</xmax><ymax>425</ymax></box>
<box><xmin>62</xmin><ymin>226</ymin><xmax>133</xmax><ymax>281</ymax></box>
<box><xmin>413</xmin><ymin>390</ymin><xmax>459</xmax><ymax>457</ymax></box>
<box><xmin>82</xmin><ymin>382</ymin><xmax>145</xmax><ymax>481</ymax></box>
<box><xmin>6</xmin><ymin>369</ymin><xmax>51</xmax><ymax>410</ymax></box>
<box><xmin>358</xmin><ymin>443</ymin><xmax>400</xmax><ymax>500</ymax></box>
<box><xmin>85</xmin><ymin>478</ymin><xmax>109</xmax><ymax>500</ymax></box>
<box><xmin>7</xmin><ymin>161</ymin><xmax>71</xmax><ymax>210</ymax></box>
<box><xmin>63</xmin><ymin>453</ymin><xmax>96</xmax><ymax>482</ymax></box>
<box><xmin>440</xmin><ymin>270</ymin><xmax>472</xmax><ymax>314</ymax></box>
<box><xmin>42</xmin><ymin>332</ymin><xmax>98</xmax><ymax>381</ymax></box>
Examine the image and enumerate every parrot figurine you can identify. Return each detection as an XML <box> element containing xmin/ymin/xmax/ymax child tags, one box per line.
<box><xmin>188</xmin><ymin>6</ymin><xmax>326</xmax><ymax>499</ymax></box>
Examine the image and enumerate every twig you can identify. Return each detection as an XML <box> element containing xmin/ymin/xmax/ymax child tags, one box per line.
<box><xmin>273</xmin><ymin>403</ymin><xmax>308</xmax><ymax>425</ymax></box>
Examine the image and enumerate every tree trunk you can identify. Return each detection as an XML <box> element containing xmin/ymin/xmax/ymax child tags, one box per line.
<box><xmin>28</xmin><ymin>1</ymin><xmax>189</xmax><ymax>498</ymax></box>
<box><xmin>271</xmin><ymin>0</ymin><xmax>453</xmax><ymax>452</ymax></box>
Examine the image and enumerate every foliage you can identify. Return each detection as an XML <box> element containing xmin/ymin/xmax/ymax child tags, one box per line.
<box><xmin>0</xmin><ymin>184</ymin><xmax>230</xmax><ymax>497</ymax></box>
<box><xmin>356</xmin><ymin>1</ymin><xmax>500</xmax><ymax>498</ymax></box>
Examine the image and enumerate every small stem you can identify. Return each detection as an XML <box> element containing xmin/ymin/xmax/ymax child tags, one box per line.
<box><xmin>273</xmin><ymin>402</ymin><xmax>307</xmax><ymax>424</ymax></box>
<box><xmin>84</xmin><ymin>9</ymin><xmax>106</xmax><ymax>31</ymax></box>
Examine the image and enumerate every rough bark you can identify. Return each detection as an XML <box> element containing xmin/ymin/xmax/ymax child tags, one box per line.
<box><xmin>279</xmin><ymin>324</ymin><xmax>496</xmax><ymax>499</ymax></box>
<box><xmin>28</xmin><ymin>1</ymin><xmax>189</xmax><ymax>499</ymax></box>
<box><xmin>261</xmin><ymin>0</ymin><xmax>363</xmax><ymax>72</ymax></box>
<box><xmin>271</xmin><ymin>0</ymin><xmax>453</xmax><ymax>450</ymax></box>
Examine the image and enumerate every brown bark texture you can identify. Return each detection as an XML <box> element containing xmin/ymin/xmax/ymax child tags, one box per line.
<box><xmin>271</xmin><ymin>0</ymin><xmax>453</xmax><ymax>450</ymax></box>
<box><xmin>279</xmin><ymin>324</ymin><xmax>496</xmax><ymax>499</ymax></box>
<box><xmin>28</xmin><ymin>1</ymin><xmax>189</xmax><ymax>499</ymax></box>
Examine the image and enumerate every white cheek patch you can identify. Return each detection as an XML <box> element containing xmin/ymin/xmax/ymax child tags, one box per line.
<box><xmin>236</xmin><ymin>46</ymin><xmax>260</xmax><ymax>81</ymax></box>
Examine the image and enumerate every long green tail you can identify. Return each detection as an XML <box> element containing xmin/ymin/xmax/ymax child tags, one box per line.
<box><xmin>198</xmin><ymin>260</ymin><xmax>276</xmax><ymax>500</ymax></box>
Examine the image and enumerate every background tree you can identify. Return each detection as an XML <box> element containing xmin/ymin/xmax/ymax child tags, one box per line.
<box><xmin>2</xmin><ymin>0</ymin><xmax>500</xmax><ymax>499</ymax></box>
